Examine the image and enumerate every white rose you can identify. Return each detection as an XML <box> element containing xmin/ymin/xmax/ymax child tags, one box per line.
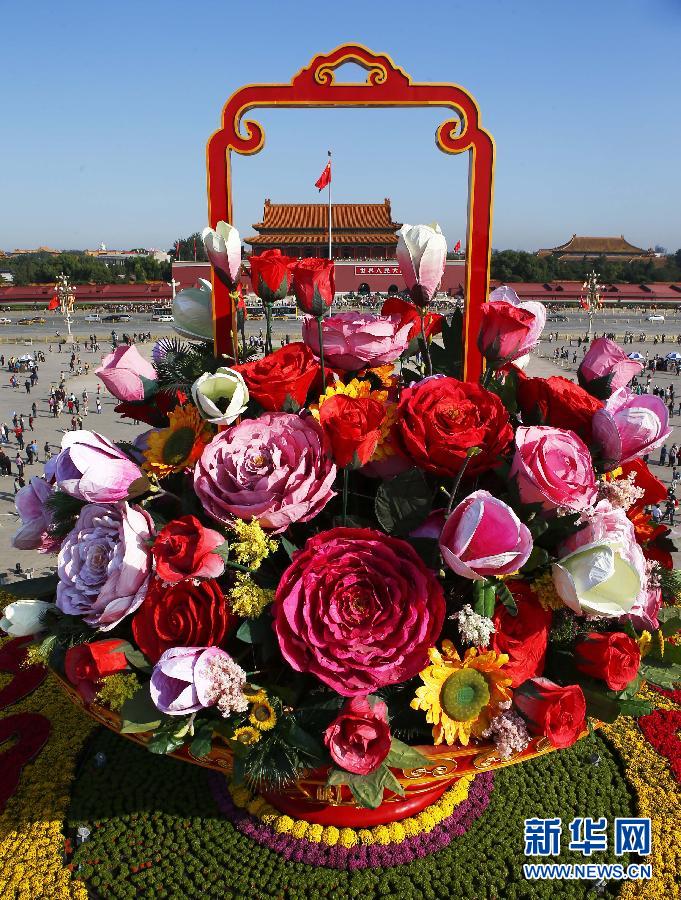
<box><xmin>0</xmin><ymin>598</ymin><xmax>53</xmax><ymax>636</ymax></box>
<box><xmin>202</xmin><ymin>221</ymin><xmax>242</xmax><ymax>288</ymax></box>
<box><xmin>551</xmin><ymin>541</ymin><xmax>642</xmax><ymax>618</ymax></box>
<box><xmin>191</xmin><ymin>367</ymin><xmax>249</xmax><ymax>425</ymax></box>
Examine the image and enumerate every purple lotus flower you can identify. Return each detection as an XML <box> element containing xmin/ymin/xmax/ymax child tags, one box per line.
<box><xmin>12</xmin><ymin>476</ymin><xmax>55</xmax><ymax>550</ymax></box>
<box><xmin>592</xmin><ymin>387</ymin><xmax>671</xmax><ymax>468</ymax></box>
<box><xmin>150</xmin><ymin>646</ymin><xmax>237</xmax><ymax>715</ymax></box>
<box><xmin>56</xmin><ymin>501</ymin><xmax>154</xmax><ymax>630</ymax></box>
<box><xmin>52</xmin><ymin>430</ymin><xmax>144</xmax><ymax>503</ymax></box>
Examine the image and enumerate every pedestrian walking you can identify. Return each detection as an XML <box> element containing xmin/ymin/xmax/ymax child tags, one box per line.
<box><xmin>26</xmin><ymin>443</ymin><xmax>35</xmax><ymax>465</ymax></box>
<box><xmin>44</xmin><ymin>441</ymin><xmax>52</xmax><ymax>462</ymax></box>
<box><xmin>14</xmin><ymin>454</ymin><xmax>24</xmax><ymax>477</ymax></box>
<box><xmin>660</xmin><ymin>444</ymin><xmax>668</xmax><ymax>466</ymax></box>
<box><xmin>28</xmin><ymin>415</ymin><xmax>34</xmax><ymax>431</ymax></box>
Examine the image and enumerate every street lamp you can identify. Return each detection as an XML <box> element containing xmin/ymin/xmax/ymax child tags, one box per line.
<box><xmin>580</xmin><ymin>270</ymin><xmax>604</xmax><ymax>342</ymax></box>
<box><xmin>55</xmin><ymin>273</ymin><xmax>75</xmax><ymax>340</ymax></box>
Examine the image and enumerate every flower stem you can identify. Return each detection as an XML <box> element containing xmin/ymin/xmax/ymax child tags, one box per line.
<box><xmin>420</xmin><ymin>309</ymin><xmax>433</xmax><ymax>377</ymax></box>
<box><xmin>445</xmin><ymin>447</ymin><xmax>480</xmax><ymax>516</ymax></box>
<box><xmin>222</xmin><ymin>560</ymin><xmax>255</xmax><ymax>574</ymax></box>
<box><xmin>342</xmin><ymin>466</ymin><xmax>349</xmax><ymax>526</ymax></box>
<box><xmin>316</xmin><ymin>315</ymin><xmax>326</xmax><ymax>388</ymax></box>
<box><xmin>263</xmin><ymin>303</ymin><xmax>273</xmax><ymax>355</ymax></box>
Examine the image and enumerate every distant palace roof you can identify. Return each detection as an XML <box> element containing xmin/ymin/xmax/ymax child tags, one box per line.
<box><xmin>537</xmin><ymin>234</ymin><xmax>652</xmax><ymax>260</ymax></box>
<box><xmin>245</xmin><ymin>199</ymin><xmax>401</xmax><ymax>247</ymax></box>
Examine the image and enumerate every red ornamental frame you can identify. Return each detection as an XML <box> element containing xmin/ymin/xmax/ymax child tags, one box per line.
<box><xmin>206</xmin><ymin>43</ymin><xmax>495</xmax><ymax>381</ymax></box>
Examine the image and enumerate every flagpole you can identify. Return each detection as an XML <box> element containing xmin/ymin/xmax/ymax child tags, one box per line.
<box><xmin>327</xmin><ymin>149</ymin><xmax>332</xmax><ymax>261</ymax></box>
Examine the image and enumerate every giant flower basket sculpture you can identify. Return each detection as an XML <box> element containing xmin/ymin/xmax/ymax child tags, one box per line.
<box><xmin>3</xmin><ymin>47</ymin><xmax>681</xmax><ymax>832</ymax></box>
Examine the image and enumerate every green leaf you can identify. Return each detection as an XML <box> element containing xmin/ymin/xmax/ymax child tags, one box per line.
<box><xmin>109</xmin><ymin>640</ymin><xmax>152</xmax><ymax>674</ymax></box>
<box><xmin>213</xmin><ymin>541</ymin><xmax>230</xmax><ymax>562</ymax></box>
<box><xmin>284</xmin><ymin>722</ymin><xmax>325</xmax><ymax>760</ymax></box>
<box><xmin>577</xmin><ymin>370</ymin><xmax>614</xmax><ymax>401</ymax></box>
<box><xmin>374</xmin><ymin>468</ymin><xmax>433</xmax><ymax>536</ymax></box>
<box><xmin>640</xmin><ymin>658</ymin><xmax>681</xmax><ymax>688</ymax></box>
<box><xmin>120</xmin><ymin>686</ymin><xmax>162</xmax><ymax>734</ymax></box>
<box><xmin>381</xmin><ymin>766</ymin><xmax>406</xmax><ymax>798</ymax></box>
<box><xmin>657</xmin><ymin>606</ymin><xmax>681</xmax><ymax>638</ymax></box>
<box><xmin>618</xmin><ymin>699</ymin><xmax>653</xmax><ymax>717</ymax></box>
<box><xmin>281</xmin><ymin>393</ymin><xmax>301</xmax><ymax>413</ymax></box>
<box><xmin>190</xmin><ymin>721</ymin><xmax>214</xmax><ymax>758</ymax></box>
<box><xmin>385</xmin><ymin>737</ymin><xmax>430</xmax><ymax>770</ymax></box>
<box><xmin>406</xmin><ymin>536</ymin><xmax>441</xmax><ymax>570</ymax></box>
<box><xmin>236</xmin><ymin>615</ymin><xmax>272</xmax><ymax>645</ymax></box>
<box><xmin>326</xmin><ymin>767</ymin><xmax>350</xmax><ymax>786</ymax></box>
<box><xmin>2</xmin><ymin>574</ymin><xmax>58</xmax><ymax>599</ymax></box>
<box><xmin>345</xmin><ymin>766</ymin><xmax>390</xmax><ymax>809</ymax></box>
<box><xmin>579</xmin><ymin>684</ymin><xmax>622</xmax><ymax>723</ymax></box>
<box><xmin>147</xmin><ymin>730</ymin><xmax>185</xmax><ymax>755</ymax></box>
<box><xmin>520</xmin><ymin>546</ymin><xmax>550</xmax><ymax>574</ymax></box>
<box><xmin>494</xmin><ymin>580</ymin><xmax>518</xmax><ymax>617</ymax></box>
<box><xmin>279</xmin><ymin>536</ymin><xmax>298</xmax><ymax>560</ymax></box>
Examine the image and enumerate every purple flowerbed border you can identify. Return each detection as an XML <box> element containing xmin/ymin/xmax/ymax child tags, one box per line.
<box><xmin>208</xmin><ymin>772</ymin><xmax>495</xmax><ymax>869</ymax></box>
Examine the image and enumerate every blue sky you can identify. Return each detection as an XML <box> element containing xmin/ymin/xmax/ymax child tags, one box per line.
<box><xmin>1</xmin><ymin>0</ymin><xmax>680</xmax><ymax>253</ymax></box>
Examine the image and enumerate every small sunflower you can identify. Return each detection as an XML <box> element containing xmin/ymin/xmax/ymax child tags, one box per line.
<box><xmin>411</xmin><ymin>641</ymin><xmax>512</xmax><ymax>747</ymax></box>
<box><xmin>249</xmin><ymin>699</ymin><xmax>277</xmax><ymax>731</ymax></box>
<box><xmin>310</xmin><ymin>378</ymin><xmax>388</xmax><ymax>417</ymax></box>
<box><xmin>143</xmin><ymin>404</ymin><xmax>212</xmax><ymax>478</ymax></box>
<box><xmin>232</xmin><ymin>726</ymin><xmax>262</xmax><ymax>746</ymax></box>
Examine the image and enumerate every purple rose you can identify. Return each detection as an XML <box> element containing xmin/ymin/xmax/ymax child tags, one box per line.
<box><xmin>592</xmin><ymin>387</ymin><xmax>671</xmax><ymax>469</ymax></box>
<box><xmin>12</xmin><ymin>476</ymin><xmax>55</xmax><ymax>550</ymax></box>
<box><xmin>56</xmin><ymin>501</ymin><xmax>154</xmax><ymax>630</ymax></box>
<box><xmin>150</xmin><ymin>646</ymin><xmax>231</xmax><ymax>715</ymax></box>
<box><xmin>302</xmin><ymin>311</ymin><xmax>411</xmax><ymax>371</ymax></box>
<box><xmin>194</xmin><ymin>412</ymin><xmax>336</xmax><ymax>532</ymax></box>
<box><xmin>52</xmin><ymin>430</ymin><xmax>144</xmax><ymax>502</ymax></box>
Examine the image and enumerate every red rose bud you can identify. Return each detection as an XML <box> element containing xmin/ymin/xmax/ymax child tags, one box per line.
<box><xmin>291</xmin><ymin>258</ymin><xmax>335</xmax><ymax>317</ymax></box>
<box><xmin>478</xmin><ymin>301</ymin><xmax>537</xmax><ymax>366</ymax></box>
<box><xmin>324</xmin><ymin>696</ymin><xmax>391</xmax><ymax>775</ymax></box>
<box><xmin>491</xmin><ymin>582</ymin><xmax>552</xmax><ymax>687</ymax></box>
<box><xmin>319</xmin><ymin>394</ymin><xmax>386</xmax><ymax>468</ymax></box>
<box><xmin>513</xmin><ymin>677</ymin><xmax>586</xmax><ymax>749</ymax></box>
<box><xmin>64</xmin><ymin>639</ymin><xmax>129</xmax><ymax>703</ymax></box>
<box><xmin>380</xmin><ymin>296</ymin><xmax>443</xmax><ymax>342</ymax></box>
<box><xmin>516</xmin><ymin>375</ymin><xmax>603</xmax><ymax>444</ymax></box>
<box><xmin>151</xmin><ymin>515</ymin><xmax>225</xmax><ymax>583</ymax></box>
<box><xmin>234</xmin><ymin>342</ymin><xmax>321</xmax><ymax>411</ymax></box>
<box><xmin>248</xmin><ymin>249</ymin><xmax>295</xmax><ymax>304</ymax></box>
<box><xmin>574</xmin><ymin>632</ymin><xmax>641</xmax><ymax>692</ymax></box>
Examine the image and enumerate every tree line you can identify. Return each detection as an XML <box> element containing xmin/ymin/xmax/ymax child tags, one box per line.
<box><xmin>489</xmin><ymin>249</ymin><xmax>681</xmax><ymax>284</ymax></box>
<box><xmin>0</xmin><ymin>252</ymin><xmax>172</xmax><ymax>285</ymax></box>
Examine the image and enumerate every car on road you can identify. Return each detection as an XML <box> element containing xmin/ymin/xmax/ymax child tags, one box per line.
<box><xmin>85</xmin><ymin>314</ymin><xmax>101</xmax><ymax>322</ymax></box>
<box><xmin>647</xmin><ymin>315</ymin><xmax>665</xmax><ymax>322</ymax></box>
<box><xmin>17</xmin><ymin>318</ymin><xmax>32</xmax><ymax>325</ymax></box>
<box><xmin>0</xmin><ymin>317</ymin><xmax>11</xmax><ymax>325</ymax></box>
<box><xmin>103</xmin><ymin>314</ymin><xmax>131</xmax><ymax>323</ymax></box>
<box><xmin>31</xmin><ymin>317</ymin><xmax>46</xmax><ymax>325</ymax></box>
<box><xmin>152</xmin><ymin>314</ymin><xmax>174</xmax><ymax>322</ymax></box>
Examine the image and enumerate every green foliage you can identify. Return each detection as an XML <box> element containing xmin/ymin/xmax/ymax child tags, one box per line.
<box><xmin>490</xmin><ymin>248</ymin><xmax>681</xmax><ymax>285</ymax></box>
<box><xmin>2</xmin><ymin>250</ymin><xmax>170</xmax><ymax>285</ymax></box>
<box><xmin>428</xmin><ymin>310</ymin><xmax>464</xmax><ymax>379</ymax></box>
<box><xmin>120</xmin><ymin>686</ymin><xmax>162</xmax><ymax>734</ymax></box>
<box><xmin>328</xmin><ymin>763</ymin><xmax>404</xmax><ymax>809</ymax></box>
<box><xmin>45</xmin><ymin>490</ymin><xmax>86</xmax><ymax>540</ymax></box>
<box><xmin>154</xmin><ymin>341</ymin><xmax>220</xmax><ymax>393</ymax></box>
<box><xmin>374</xmin><ymin>468</ymin><xmax>433</xmax><ymax>536</ymax></box>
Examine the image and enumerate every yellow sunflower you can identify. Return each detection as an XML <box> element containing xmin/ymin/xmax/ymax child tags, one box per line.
<box><xmin>411</xmin><ymin>641</ymin><xmax>512</xmax><ymax>747</ymax></box>
<box><xmin>310</xmin><ymin>377</ymin><xmax>388</xmax><ymax>417</ymax></box>
<box><xmin>249</xmin><ymin>699</ymin><xmax>277</xmax><ymax>731</ymax></box>
<box><xmin>232</xmin><ymin>726</ymin><xmax>262</xmax><ymax>746</ymax></box>
<box><xmin>143</xmin><ymin>404</ymin><xmax>212</xmax><ymax>478</ymax></box>
<box><xmin>242</xmin><ymin>684</ymin><xmax>268</xmax><ymax>704</ymax></box>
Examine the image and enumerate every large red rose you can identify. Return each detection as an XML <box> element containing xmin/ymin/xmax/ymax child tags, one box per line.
<box><xmin>324</xmin><ymin>696</ymin><xmax>391</xmax><ymax>775</ymax></box>
<box><xmin>380</xmin><ymin>297</ymin><xmax>443</xmax><ymax>342</ymax></box>
<box><xmin>64</xmin><ymin>639</ymin><xmax>128</xmax><ymax>703</ymax></box>
<box><xmin>396</xmin><ymin>377</ymin><xmax>513</xmax><ymax>476</ymax></box>
<box><xmin>574</xmin><ymin>632</ymin><xmax>641</xmax><ymax>691</ymax></box>
<box><xmin>132</xmin><ymin>577</ymin><xmax>234</xmax><ymax>663</ymax></box>
<box><xmin>234</xmin><ymin>342</ymin><xmax>320</xmax><ymax>411</ymax></box>
<box><xmin>516</xmin><ymin>374</ymin><xmax>603</xmax><ymax>444</ymax></box>
<box><xmin>514</xmin><ymin>677</ymin><xmax>586</xmax><ymax>749</ymax></box>
<box><xmin>151</xmin><ymin>515</ymin><xmax>225</xmax><ymax>583</ymax></box>
<box><xmin>491</xmin><ymin>582</ymin><xmax>552</xmax><ymax>687</ymax></box>
<box><xmin>249</xmin><ymin>249</ymin><xmax>295</xmax><ymax>303</ymax></box>
<box><xmin>290</xmin><ymin>258</ymin><xmax>335</xmax><ymax>317</ymax></box>
<box><xmin>319</xmin><ymin>394</ymin><xmax>386</xmax><ymax>468</ymax></box>
<box><xmin>273</xmin><ymin>527</ymin><xmax>445</xmax><ymax>696</ymax></box>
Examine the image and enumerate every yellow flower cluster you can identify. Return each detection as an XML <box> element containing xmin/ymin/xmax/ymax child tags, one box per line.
<box><xmin>603</xmin><ymin>687</ymin><xmax>680</xmax><ymax>900</ymax></box>
<box><xmin>0</xmin><ymin>593</ymin><xmax>94</xmax><ymax>899</ymax></box>
<box><xmin>230</xmin><ymin>518</ymin><xmax>278</xmax><ymax>570</ymax></box>
<box><xmin>22</xmin><ymin>644</ymin><xmax>49</xmax><ymax>668</ymax></box>
<box><xmin>228</xmin><ymin>573</ymin><xmax>274</xmax><ymax>618</ymax></box>
<box><xmin>228</xmin><ymin>774</ymin><xmax>474</xmax><ymax>846</ymax></box>
<box><xmin>96</xmin><ymin>673</ymin><xmax>140</xmax><ymax>711</ymax></box>
<box><xmin>531</xmin><ymin>572</ymin><xmax>564</xmax><ymax>610</ymax></box>
<box><xmin>311</xmin><ymin>378</ymin><xmax>388</xmax><ymax>414</ymax></box>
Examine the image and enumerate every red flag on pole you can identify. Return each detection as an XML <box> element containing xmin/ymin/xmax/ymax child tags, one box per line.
<box><xmin>193</xmin><ymin>238</ymin><xmax>197</xmax><ymax>261</ymax></box>
<box><xmin>315</xmin><ymin>161</ymin><xmax>332</xmax><ymax>191</ymax></box>
<box><xmin>454</xmin><ymin>240</ymin><xmax>461</xmax><ymax>253</ymax></box>
<box><xmin>47</xmin><ymin>294</ymin><xmax>59</xmax><ymax>311</ymax></box>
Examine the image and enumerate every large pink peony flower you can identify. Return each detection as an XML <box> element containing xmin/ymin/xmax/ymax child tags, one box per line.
<box><xmin>592</xmin><ymin>387</ymin><xmax>671</xmax><ymax>469</ymax></box>
<box><xmin>95</xmin><ymin>344</ymin><xmax>157</xmax><ymax>402</ymax></box>
<box><xmin>56</xmin><ymin>501</ymin><xmax>154</xmax><ymax>630</ymax></box>
<box><xmin>302</xmin><ymin>311</ymin><xmax>411</xmax><ymax>371</ymax></box>
<box><xmin>194</xmin><ymin>412</ymin><xmax>336</xmax><ymax>533</ymax></box>
<box><xmin>51</xmin><ymin>430</ymin><xmax>144</xmax><ymax>503</ymax></box>
<box><xmin>12</xmin><ymin>476</ymin><xmax>55</xmax><ymax>550</ymax></box>
<box><xmin>273</xmin><ymin>527</ymin><xmax>445</xmax><ymax>696</ymax></box>
<box><xmin>440</xmin><ymin>490</ymin><xmax>533</xmax><ymax>580</ymax></box>
<box><xmin>510</xmin><ymin>425</ymin><xmax>597</xmax><ymax>511</ymax></box>
<box><xmin>577</xmin><ymin>337</ymin><xmax>642</xmax><ymax>398</ymax></box>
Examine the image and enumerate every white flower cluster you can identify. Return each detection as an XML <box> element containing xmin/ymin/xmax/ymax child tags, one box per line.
<box><xmin>597</xmin><ymin>473</ymin><xmax>645</xmax><ymax>511</ymax></box>
<box><xmin>482</xmin><ymin>701</ymin><xmax>531</xmax><ymax>760</ymax></box>
<box><xmin>452</xmin><ymin>603</ymin><xmax>495</xmax><ymax>647</ymax></box>
<box><xmin>200</xmin><ymin>654</ymin><xmax>249</xmax><ymax>718</ymax></box>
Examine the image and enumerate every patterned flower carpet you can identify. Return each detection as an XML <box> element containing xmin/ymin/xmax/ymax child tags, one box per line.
<box><xmin>0</xmin><ymin>600</ymin><xmax>679</xmax><ymax>899</ymax></box>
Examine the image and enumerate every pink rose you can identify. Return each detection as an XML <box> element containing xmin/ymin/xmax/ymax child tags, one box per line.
<box><xmin>511</xmin><ymin>425</ymin><xmax>597</xmax><ymax>511</ymax></box>
<box><xmin>194</xmin><ymin>412</ymin><xmax>336</xmax><ymax>533</ymax></box>
<box><xmin>396</xmin><ymin>223</ymin><xmax>447</xmax><ymax>307</ymax></box>
<box><xmin>95</xmin><ymin>344</ymin><xmax>157</xmax><ymax>402</ymax></box>
<box><xmin>478</xmin><ymin>287</ymin><xmax>546</xmax><ymax>366</ymax></box>
<box><xmin>57</xmin><ymin>501</ymin><xmax>154</xmax><ymax>630</ymax></box>
<box><xmin>440</xmin><ymin>490</ymin><xmax>533</xmax><ymax>579</ymax></box>
<box><xmin>302</xmin><ymin>311</ymin><xmax>411</xmax><ymax>371</ymax></box>
<box><xmin>12</xmin><ymin>476</ymin><xmax>55</xmax><ymax>550</ymax></box>
<box><xmin>578</xmin><ymin>337</ymin><xmax>643</xmax><ymax>398</ymax></box>
<box><xmin>273</xmin><ymin>527</ymin><xmax>445</xmax><ymax>696</ymax></box>
<box><xmin>52</xmin><ymin>430</ymin><xmax>145</xmax><ymax>503</ymax></box>
<box><xmin>592</xmin><ymin>387</ymin><xmax>671</xmax><ymax>469</ymax></box>
<box><xmin>625</xmin><ymin>584</ymin><xmax>663</xmax><ymax>632</ymax></box>
<box><xmin>324</xmin><ymin>697</ymin><xmax>391</xmax><ymax>775</ymax></box>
